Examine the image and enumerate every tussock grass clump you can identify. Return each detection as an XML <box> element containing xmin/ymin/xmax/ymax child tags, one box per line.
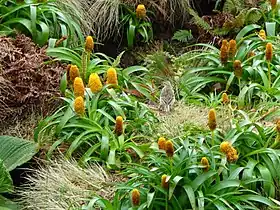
<box><xmin>84</xmin><ymin>0</ymin><xmax>191</xmax><ymax>41</ymax></box>
<box><xmin>17</xmin><ymin>159</ymin><xmax>123</xmax><ymax>209</ymax></box>
<box><xmin>157</xmin><ymin>101</ymin><xmax>231</xmax><ymax>137</ymax></box>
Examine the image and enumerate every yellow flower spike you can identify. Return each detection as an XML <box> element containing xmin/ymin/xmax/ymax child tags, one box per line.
<box><xmin>233</xmin><ymin>60</ymin><xmax>243</xmax><ymax>78</ymax></box>
<box><xmin>276</xmin><ymin>119</ymin><xmax>280</xmax><ymax>133</ymax></box>
<box><xmin>220</xmin><ymin>40</ymin><xmax>229</xmax><ymax>65</ymax></box>
<box><xmin>85</xmin><ymin>36</ymin><xmax>94</xmax><ymax>52</ymax></box>
<box><xmin>220</xmin><ymin>141</ymin><xmax>231</xmax><ymax>153</ymax></box>
<box><xmin>158</xmin><ymin>137</ymin><xmax>166</xmax><ymax>150</ymax></box>
<box><xmin>165</xmin><ymin>140</ymin><xmax>174</xmax><ymax>157</ymax></box>
<box><xmin>69</xmin><ymin>65</ymin><xmax>80</xmax><ymax>82</ymax></box>
<box><xmin>247</xmin><ymin>51</ymin><xmax>256</xmax><ymax>59</ymax></box>
<box><xmin>161</xmin><ymin>174</ymin><xmax>169</xmax><ymax>189</ymax></box>
<box><xmin>131</xmin><ymin>189</ymin><xmax>140</xmax><ymax>206</ymax></box>
<box><xmin>106</xmin><ymin>67</ymin><xmax>118</xmax><ymax>86</ymax></box>
<box><xmin>221</xmin><ymin>92</ymin><xmax>229</xmax><ymax>104</ymax></box>
<box><xmin>271</xmin><ymin>0</ymin><xmax>277</xmax><ymax>9</ymax></box>
<box><xmin>73</xmin><ymin>77</ymin><xmax>85</xmax><ymax>97</ymax></box>
<box><xmin>266</xmin><ymin>42</ymin><xmax>273</xmax><ymax>61</ymax></box>
<box><xmin>259</xmin><ymin>29</ymin><xmax>266</xmax><ymax>40</ymax></box>
<box><xmin>226</xmin><ymin>147</ymin><xmax>238</xmax><ymax>162</ymax></box>
<box><xmin>228</xmin><ymin>40</ymin><xmax>237</xmax><ymax>59</ymax></box>
<box><xmin>74</xmin><ymin>96</ymin><xmax>85</xmax><ymax>116</ymax></box>
<box><xmin>115</xmin><ymin>116</ymin><xmax>123</xmax><ymax>136</ymax></box>
<box><xmin>222</xmin><ymin>40</ymin><xmax>228</xmax><ymax>47</ymax></box>
<box><xmin>136</xmin><ymin>4</ymin><xmax>146</xmax><ymax>19</ymax></box>
<box><xmin>201</xmin><ymin>157</ymin><xmax>210</xmax><ymax>172</ymax></box>
<box><xmin>208</xmin><ymin>108</ymin><xmax>217</xmax><ymax>131</ymax></box>
<box><xmin>88</xmin><ymin>73</ymin><xmax>102</xmax><ymax>93</ymax></box>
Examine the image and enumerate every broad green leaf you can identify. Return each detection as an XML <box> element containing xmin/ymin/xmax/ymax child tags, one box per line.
<box><xmin>0</xmin><ymin>136</ymin><xmax>37</xmax><ymax>171</ymax></box>
<box><xmin>183</xmin><ymin>185</ymin><xmax>197</xmax><ymax>210</ymax></box>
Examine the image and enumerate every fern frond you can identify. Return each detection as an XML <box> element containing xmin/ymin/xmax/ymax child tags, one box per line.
<box><xmin>187</xmin><ymin>7</ymin><xmax>211</xmax><ymax>31</ymax></box>
<box><xmin>245</xmin><ymin>8</ymin><xmax>262</xmax><ymax>24</ymax></box>
<box><xmin>172</xmin><ymin>30</ymin><xmax>193</xmax><ymax>42</ymax></box>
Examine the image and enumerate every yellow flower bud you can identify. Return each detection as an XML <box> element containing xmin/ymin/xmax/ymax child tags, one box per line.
<box><xmin>233</xmin><ymin>60</ymin><xmax>242</xmax><ymax>78</ymax></box>
<box><xmin>220</xmin><ymin>141</ymin><xmax>231</xmax><ymax>153</ymax></box>
<box><xmin>136</xmin><ymin>4</ymin><xmax>146</xmax><ymax>19</ymax></box>
<box><xmin>208</xmin><ymin>108</ymin><xmax>217</xmax><ymax>131</ymax></box>
<box><xmin>73</xmin><ymin>77</ymin><xmax>85</xmax><ymax>97</ymax></box>
<box><xmin>259</xmin><ymin>30</ymin><xmax>266</xmax><ymax>40</ymax></box>
<box><xmin>69</xmin><ymin>65</ymin><xmax>80</xmax><ymax>82</ymax></box>
<box><xmin>85</xmin><ymin>36</ymin><xmax>94</xmax><ymax>52</ymax></box>
<box><xmin>165</xmin><ymin>140</ymin><xmax>174</xmax><ymax>157</ymax></box>
<box><xmin>276</xmin><ymin>119</ymin><xmax>280</xmax><ymax>133</ymax></box>
<box><xmin>247</xmin><ymin>51</ymin><xmax>255</xmax><ymax>59</ymax></box>
<box><xmin>226</xmin><ymin>147</ymin><xmax>238</xmax><ymax>162</ymax></box>
<box><xmin>158</xmin><ymin>137</ymin><xmax>166</xmax><ymax>150</ymax></box>
<box><xmin>220</xmin><ymin>44</ymin><xmax>228</xmax><ymax>65</ymax></box>
<box><xmin>161</xmin><ymin>174</ymin><xmax>169</xmax><ymax>189</ymax></box>
<box><xmin>201</xmin><ymin>157</ymin><xmax>210</xmax><ymax>172</ymax></box>
<box><xmin>131</xmin><ymin>189</ymin><xmax>140</xmax><ymax>206</ymax></box>
<box><xmin>222</xmin><ymin>92</ymin><xmax>229</xmax><ymax>104</ymax></box>
<box><xmin>106</xmin><ymin>67</ymin><xmax>118</xmax><ymax>86</ymax></box>
<box><xmin>115</xmin><ymin>116</ymin><xmax>123</xmax><ymax>136</ymax></box>
<box><xmin>88</xmin><ymin>73</ymin><xmax>102</xmax><ymax>93</ymax></box>
<box><xmin>266</xmin><ymin>42</ymin><xmax>273</xmax><ymax>61</ymax></box>
<box><xmin>271</xmin><ymin>0</ymin><xmax>277</xmax><ymax>9</ymax></box>
<box><xmin>74</xmin><ymin>96</ymin><xmax>85</xmax><ymax>116</ymax></box>
<box><xmin>228</xmin><ymin>40</ymin><xmax>237</xmax><ymax>59</ymax></box>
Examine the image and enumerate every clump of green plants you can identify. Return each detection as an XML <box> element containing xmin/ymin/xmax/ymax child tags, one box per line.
<box><xmin>36</xmin><ymin>36</ymin><xmax>158</xmax><ymax>168</ymax></box>
<box><xmin>0</xmin><ymin>0</ymin><xmax>84</xmax><ymax>46</ymax></box>
<box><xmin>120</xmin><ymin>4</ymin><xmax>153</xmax><ymax>48</ymax></box>
<box><xmin>82</xmin><ymin>108</ymin><xmax>280</xmax><ymax>209</ymax></box>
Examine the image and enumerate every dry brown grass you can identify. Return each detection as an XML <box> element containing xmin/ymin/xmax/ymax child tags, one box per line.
<box><xmin>17</xmin><ymin>158</ymin><xmax>124</xmax><ymax>210</ymax></box>
<box><xmin>78</xmin><ymin>0</ymin><xmax>192</xmax><ymax>41</ymax></box>
<box><xmin>0</xmin><ymin>34</ymin><xmax>64</xmax><ymax>125</ymax></box>
<box><xmin>156</xmin><ymin>101</ymin><xmax>232</xmax><ymax>138</ymax></box>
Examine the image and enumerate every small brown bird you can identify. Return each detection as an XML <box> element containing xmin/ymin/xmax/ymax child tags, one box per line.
<box><xmin>159</xmin><ymin>81</ymin><xmax>175</xmax><ymax>112</ymax></box>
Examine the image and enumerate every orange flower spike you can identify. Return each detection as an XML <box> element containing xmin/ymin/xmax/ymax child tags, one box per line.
<box><xmin>220</xmin><ymin>43</ymin><xmax>229</xmax><ymax>65</ymax></box>
<box><xmin>136</xmin><ymin>4</ymin><xmax>146</xmax><ymax>18</ymax></box>
<box><xmin>266</xmin><ymin>42</ymin><xmax>273</xmax><ymax>62</ymax></box>
<box><xmin>74</xmin><ymin>96</ymin><xmax>85</xmax><ymax>116</ymax></box>
<box><xmin>88</xmin><ymin>73</ymin><xmax>102</xmax><ymax>93</ymax></box>
<box><xmin>131</xmin><ymin>189</ymin><xmax>140</xmax><ymax>206</ymax></box>
<box><xmin>69</xmin><ymin>65</ymin><xmax>80</xmax><ymax>82</ymax></box>
<box><xmin>161</xmin><ymin>174</ymin><xmax>169</xmax><ymax>189</ymax></box>
<box><xmin>85</xmin><ymin>36</ymin><xmax>94</xmax><ymax>52</ymax></box>
<box><xmin>208</xmin><ymin>108</ymin><xmax>217</xmax><ymax>131</ymax></box>
<box><xmin>73</xmin><ymin>77</ymin><xmax>85</xmax><ymax>97</ymax></box>
<box><xmin>106</xmin><ymin>67</ymin><xmax>118</xmax><ymax>85</ymax></box>
<box><xmin>222</xmin><ymin>92</ymin><xmax>229</xmax><ymax>104</ymax></box>
<box><xmin>228</xmin><ymin>40</ymin><xmax>237</xmax><ymax>59</ymax></box>
<box><xmin>115</xmin><ymin>116</ymin><xmax>123</xmax><ymax>136</ymax></box>
<box><xmin>201</xmin><ymin>157</ymin><xmax>210</xmax><ymax>172</ymax></box>
<box><xmin>220</xmin><ymin>141</ymin><xmax>231</xmax><ymax>153</ymax></box>
<box><xmin>233</xmin><ymin>60</ymin><xmax>242</xmax><ymax>78</ymax></box>
<box><xmin>158</xmin><ymin>137</ymin><xmax>166</xmax><ymax>150</ymax></box>
<box><xmin>165</xmin><ymin>140</ymin><xmax>174</xmax><ymax>157</ymax></box>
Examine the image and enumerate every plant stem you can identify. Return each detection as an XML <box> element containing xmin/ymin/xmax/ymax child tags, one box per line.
<box><xmin>267</xmin><ymin>61</ymin><xmax>271</xmax><ymax>89</ymax></box>
<box><xmin>238</xmin><ymin>77</ymin><xmax>241</xmax><ymax>93</ymax></box>
<box><xmin>165</xmin><ymin>192</ymin><xmax>168</xmax><ymax>210</ymax></box>
<box><xmin>211</xmin><ymin>130</ymin><xmax>215</xmax><ymax>147</ymax></box>
<box><xmin>81</xmin><ymin>51</ymin><xmax>87</xmax><ymax>82</ymax></box>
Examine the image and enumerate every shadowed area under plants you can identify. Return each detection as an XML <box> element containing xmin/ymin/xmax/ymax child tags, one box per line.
<box><xmin>17</xmin><ymin>158</ymin><xmax>125</xmax><ymax>210</ymax></box>
<box><xmin>0</xmin><ymin>34</ymin><xmax>64</xmax><ymax>125</ymax></box>
<box><xmin>156</xmin><ymin>101</ymin><xmax>232</xmax><ymax>138</ymax></box>
<box><xmin>0</xmin><ymin>114</ymin><xmax>41</xmax><ymax>140</ymax></box>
